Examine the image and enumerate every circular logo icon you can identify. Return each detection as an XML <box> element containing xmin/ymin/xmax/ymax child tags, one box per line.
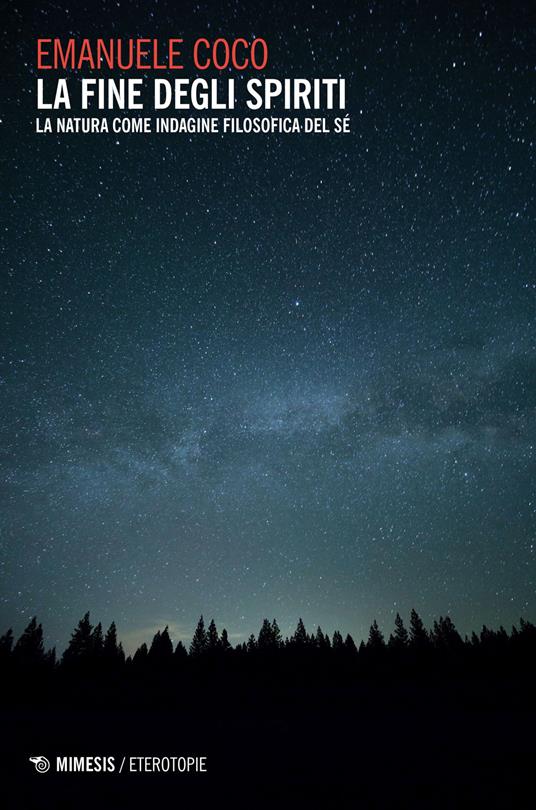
<box><xmin>29</xmin><ymin>755</ymin><xmax>50</xmax><ymax>773</ymax></box>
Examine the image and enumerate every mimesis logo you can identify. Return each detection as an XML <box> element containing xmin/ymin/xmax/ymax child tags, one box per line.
<box><xmin>29</xmin><ymin>756</ymin><xmax>50</xmax><ymax>773</ymax></box>
<box><xmin>28</xmin><ymin>755</ymin><xmax>115</xmax><ymax>773</ymax></box>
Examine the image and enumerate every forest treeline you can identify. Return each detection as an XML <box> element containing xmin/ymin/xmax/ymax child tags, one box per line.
<box><xmin>2</xmin><ymin>610</ymin><xmax>536</xmax><ymax>681</ymax></box>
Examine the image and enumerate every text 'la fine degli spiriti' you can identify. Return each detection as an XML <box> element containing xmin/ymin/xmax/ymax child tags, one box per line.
<box><xmin>35</xmin><ymin>37</ymin><xmax>347</xmax><ymax>114</ymax></box>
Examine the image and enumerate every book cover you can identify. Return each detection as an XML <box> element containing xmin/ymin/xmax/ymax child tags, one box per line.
<box><xmin>2</xmin><ymin>1</ymin><xmax>535</xmax><ymax>807</ymax></box>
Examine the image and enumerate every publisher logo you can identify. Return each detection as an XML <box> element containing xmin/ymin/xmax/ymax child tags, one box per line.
<box><xmin>29</xmin><ymin>756</ymin><xmax>50</xmax><ymax>773</ymax></box>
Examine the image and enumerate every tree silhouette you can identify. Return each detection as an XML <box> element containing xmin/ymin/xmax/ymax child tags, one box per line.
<box><xmin>367</xmin><ymin>620</ymin><xmax>385</xmax><ymax>651</ymax></box>
<box><xmin>190</xmin><ymin>615</ymin><xmax>208</xmax><ymax>656</ymax></box>
<box><xmin>45</xmin><ymin>647</ymin><xmax>56</xmax><ymax>667</ymax></box>
<box><xmin>260</xmin><ymin>618</ymin><xmax>284</xmax><ymax>651</ymax></box>
<box><xmin>292</xmin><ymin>618</ymin><xmax>308</xmax><ymax>646</ymax></box>
<box><xmin>332</xmin><ymin>630</ymin><xmax>344</xmax><ymax>650</ymax></box>
<box><xmin>258</xmin><ymin>618</ymin><xmax>274</xmax><ymax>649</ymax></box>
<box><xmin>160</xmin><ymin>626</ymin><xmax>173</xmax><ymax>656</ymax></box>
<box><xmin>519</xmin><ymin>617</ymin><xmax>536</xmax><ymax>642</ymax></box>
<box><xmin>246</xmin><ymin>633</ymin><xmax>257</xmax><ymax>652</ymax></box>
<box><xmin>91</xmin><ymin>622</ymin><xmax>104</xmax><ymax>657</ymax></box>
<box><xmin>103</xmin><ymin>622</ymin><xmax>124</xmax><ymax>664</ymax></box>
<box><xmin>207</xmin><ymin>619</ymin><xmax>220</xmax><ymax>651</ymax></box>
<box><xmin>63</xmin><ymin>612</ymin><xmax>93</xmax><ymax>665</ymax></box>
<box><xmin>409</xmin><ymin>609</ymin><xmax>430</xmax><ymax>650</ymax></box>
<box><xmin>388</xmin><ymin>613</ymin><xmax>409</xmax><ymax>650</ymax></box>
<box><xmin>315</xmin><ymin>626</ymin><xmax>330</xmax><ymax>650</ymax></box>
<box><xmin>0</xmin><ymin>628</ymin><xmax>13</xmax><ymax>662</ymax></box>
<box><xmin>13</xmin><ymin>617</ymin><xmax>45</xmax><ymax>666</ymax></box>
<box><xmin>271</xmin><ymin>619</ymin><xmax>282</xmax><ymax>648</ymax></box>
<box><xmin>174</xmin><ymin>641</ymin><xmax>188</xmax><ymax>662</ymax></box>
<box><xmin>220</xmin><ymin>628</ymin><xmax>231</xmax><ymax>652</ymax></box>
<box><xmin>132</xmin><ymin>642</ymin><xmax>148</xmax><ymax>667</ymax></box>
<box><xmin>431</xmin><ymin>616</ymin><xmax>463</xmax><ymax>652</ymax></box>
<box><xmin>149</xmin><ymin>626</ymin><xmax>173</xmax><ymax>663</ymax></box>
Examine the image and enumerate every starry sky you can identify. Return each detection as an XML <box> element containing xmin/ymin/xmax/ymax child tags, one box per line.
<box><xmin>1</xmin><ymin>0</ymin><xmax>535</xmax><ymax>653</ymax></box>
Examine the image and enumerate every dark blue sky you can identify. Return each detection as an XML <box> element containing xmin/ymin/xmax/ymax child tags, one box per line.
<box><xmin>1</xmin><ymin>0</ymin><xmax>535</xmax><ymax>653</ymax></box>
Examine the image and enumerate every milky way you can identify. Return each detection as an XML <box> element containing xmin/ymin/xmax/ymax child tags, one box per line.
<box><xmin>1</xmin><ymin>1</ymin><xmax>535</xmax><ymax>652</ymax></box>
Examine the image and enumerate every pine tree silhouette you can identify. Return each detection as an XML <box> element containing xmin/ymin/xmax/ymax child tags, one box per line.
<box><xmin>91</xmin><ymin>622</ymin><xmax>104</xmax><ymax>657</ymax></box>
<box><xmin>388</xmin><ymin>613</ymin><xmax>409</xmax><ymax>650</ymax></box>
<box><xmin>271</xmin><ymin>619</ymin><xmax>282</xmax><ymax>648</ymax></box>
<box><xmin>258</xmin><ymin>618</ymin><xmax>277</xmax><ymax>650</ymax></box>
<box><xmin>246</xmin><ymin>634</ymin><xmax>257</xmax><ymax>652</ymax></box>
<box><xmin>519</xmin><ymin>617</ymin><xmax>536</xmax><ymax>642</ymax></box>
<box><xmin>0</xmin><ymin>628</ymin><xmax>14</xmax><ymax>661</ymax></box>
<box><xmin>149</xmin><ymin>626</ymin><xmax>173</xmax><ymax>663</ymax></box>
<box><xmin>409</xmin><ymin>609</ymin><xmax>430</xmax><ymax>649</ymax></box>
<box><xmin>207</xmin><ymin>619</ymin><xmax>220</xmax><ymax>651</ymax></box>
<box><xmin>220</xmin><ymin>628</ymin><xmax>231</xmax><ymax>652</ymax></box>
<box><xmin>63</xmin><ymin>612</ymin><xmax>93</xmax><ymax>665</ymax></box>
<box><xmin>332</xmin><ymin>630</ymin><xmax>344</xmax><ymax>650</ymax></box>
<box><xmin>367</xmin><ymin>620</ymin><xmax>385</xmax><ymax>651</ymax></box>
<box><xmin>161</xmin><ymin>627</ymin><xmax>173</xmax><ymax>655</ymax></box>
<box><xmin>292</xmin><ymin>618</ymin><xmax>308</xmax><ymax>646</ymax></box>
<box><xmin>132</xmin><ymin>642</ymin><xmax>148</xmax><ymax>667</ymax></box>
<box><xmin>13</xmin><ymin>617</ymin><xmax>45</xmax><ymax>666</ymax></box>
<box><xmin>174</xmin><ymin>641</ymin><xmax>188</xmax><ymax>662</ymax></box>
<box><xmin>190</xmin><ymin>616</ymin><xmax>208</xmax><ymax>656</ymax></box>
<box><xmin>149</xmin><ymin>630</ymin><xmax>161</xmax><ymax>654</ymax></box>
<box><xmin>103</xmin><ymin>622</ymin><xmax>123</xmax><ymax>663</ymax></box>
<box><xmin>315</xmin><ymin>626</ymin><xmax>330</xmax><ymax>650</ymax></box>
<box><xmin>432</xmin><ymin>616</ymin><xmax>463</xmax><ymax>651</ymax></box>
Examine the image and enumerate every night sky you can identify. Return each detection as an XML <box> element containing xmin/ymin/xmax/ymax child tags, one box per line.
<box><xmin>1</xmin><ymin>1</ymin><xmax>535</xmax><ymax>654</ymax></box>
